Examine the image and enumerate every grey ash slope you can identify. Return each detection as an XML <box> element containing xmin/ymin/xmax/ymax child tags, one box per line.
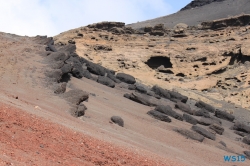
<box><xmin>127</xmin><ymin>0</ymin><xmax>250</xmax><ymax>29</ymax></box>
<box><xmin>180</xmin><ymin>0</ymin><xmax>226</xmax><ymax>11</ymax></box>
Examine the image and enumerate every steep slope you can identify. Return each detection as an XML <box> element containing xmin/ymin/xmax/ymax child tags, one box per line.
<box><xmin>180</xmin><ymin>0</ymin><xmax>226</xmax><ymax>11</ymax></box>
<box><xmin>127</xmin><ymin>0</ymin><xmax>250</xmax><ymax>29</ymax></box>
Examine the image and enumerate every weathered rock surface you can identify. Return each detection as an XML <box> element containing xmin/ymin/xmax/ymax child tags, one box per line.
<box><xmin>155</xmin><ymin>105</ymin><xmax>183</xmax><ymax>121</ymax></box>
<box><xmin>111</xmin><ymin>116</ymin><xmax>124</xmax><ymax>127</ymax></box>
<box><xmin>127</xmin><ymin>92</ymin><xmax>160</xmax><ymax>107</ymax></box>
<box><xmin>209</xmin><ymin>124</ymin><xmax>224</xmax><ymax>135</ymax></box>
<box><xmin>191</xmin><ymin>125</ymin><xmax>216</xmax><ymax>140</ymax></box>
<box><xmin>232</xmin><ymin>121</ymin><xmax>250</xmax><ymax>133</ymax></box>
<box><xmin>243</xmin><ymin>135</ymin><xmax>250</xmax><ymax>145</ymax></box>
<box><xmin>116</xmin><ymin>73</ymin><xmax>136</xmax><ymax>84</ymax></box>
<box><xmin>147</xmin><ymin>110</ymin><xmax>171</xmax><ymax>123</ymax></box>
<box><xmin>61</xmin><ymin>90</ymin><xmax>89</xmax><ymax>105</ymax></box>
<box><xmin>97</xmin><ymin>76</ymin><xmax>115</xmax><ymax>88</ymax></box>
<box><xmin>174</xmin><ymin>128</ymin><xmax>204</xmax><ymax>142</ymax></box>
<box><xmin>175</xmin><ymin>101</ymin><xmax>194</xmax><ymax>115</ymax></box>
<box><xmin>215</xmin><ymin>109</ymin><xmax>235</xmax><ymax>122</ymax></box>
<box><xmin>195</xmin><ymin>101</ymin><xmax>215</xmax><ymax>113</ymax></box>
<box><xmin>183</xmin><ymin>114</ymin><xmax>198</xmax><ymax>125</ymax></box>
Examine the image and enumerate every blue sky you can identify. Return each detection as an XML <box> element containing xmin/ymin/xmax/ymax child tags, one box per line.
<box><xmin>0</xmin><ymin>0</ymin><xmax>192</xmax><ymax>36</ymax></box>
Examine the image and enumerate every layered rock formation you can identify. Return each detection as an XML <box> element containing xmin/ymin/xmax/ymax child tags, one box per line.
<box><xmin>54</xmin><ymin>15</ymin><xmax>250</xmax><ymax>110</ymax></box>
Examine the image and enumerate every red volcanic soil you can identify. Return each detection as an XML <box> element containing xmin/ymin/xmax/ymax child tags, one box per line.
<box><xmin>0</xmin><ymin>103</ymin><xmax>181</xmax><ymax>166</ymax></box>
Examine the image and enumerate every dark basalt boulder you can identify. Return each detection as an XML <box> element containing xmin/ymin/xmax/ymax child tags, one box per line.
<box><xmin>107</xmin><ymin>73</ymin><xmax>121</xmax><ymax>83</ymax></box>
<box><xmin>174</xmin><ymin>128</ymin><xmax>204</xmax><ymax>142</ymax></box>
<box><xmin>191</xmin><ymin>125</ymin><xmax>216</xmax><ymax>140</ymax></box>
<box><xmin>209</xmin><ymin>124</ymin><xmax>224</xmax><ymax>135</ymax></box>
<box><xmin>65</xmin><ymin>56</ymin><xmax>85</xmax><ymax>78</ymax></box>
<box><xmin>111</xmin><ymin>116</ymin><xmax>124</xmax><ymax>127</ymax></box>
<box><xmin>58</xmin><ymin>44</ymin><xmax>76</xmax><ymax>55</ymax></box>
<box><xmin>86</xmin><ymin>62</ymin><xmax>107</xmax><ymax>76</ymax></box>
<box><xmin>45</xmin><ymin>69</ymin><xmax>63</xmax><ymax>83</ymax></box>
<box><xmin>97</xmin><ymin>76</ymin><xmax>115</xmax><ymax>88</ymax></box>
<box><xmin>195</xmin><ymin>100</ymin><xmax>215</xmax><ymax>113</ymax></box>
<box><xmin>151</xmin><ymin>85</ymin><xmax>170</xmax><ymax>99</ymax></box>
<box><xmin>175</xmin><ymin>101</ymin><xmax>194</xmax><ymax>115</ymax></box>
<box><xmin>147</xmin><ymin>110</ymin><xmax>171</xmax><ymax>123</ymax></box>
<box><xmin>135</xmin><ymin>83</ymin><xmax>148</xmax><ymax>94</ymax></box>
<box><xmin>232</xmin><ymin>121</ymin><xmax>250</xmax><ymax>133</ymax></box>
<box><xmin>234</xmin><ymin>131</ymin><xmax>249</xmax><ymax>137</ymax></box>
<box><xmin>243</xmin><ymin>135</ymin><xmax>250</xmax><ymax>145</ymax></box>
<box><xmin>61</xmin><ymin>64</ymin><xmax>72</xmax><ymax>75</ymax></box>
<box><xmin>194</xmin><ymin>108</ymin><xmax>210</xmax><ymax>118</ymax></box>
<box><xmin>54</xmin><ymin>82</ymin><xmax>67</xmax><ymax>94</ymax></box>
<box><xmin>199</xmin><ymin>117</ymin><xmax>216</xmax><ymax>126</ymax></box>
<box><xmin>123</xmin><ymin>93</ymin><xmax>131</xmax><ymax>99</ymax></box>
<box><xmin>82</xmin><ymin>69</ymin><xmax>92</xmax><ymax>79</ymax></box>
<box><xmin>128</xmin><ymin>92</ymin><xmax>160</xmax><ymax>107</ymax></box>
<box><xmin>168</xmin><ymin>91</ymin><xmax>188</xmax><ymax>103</ymax></box>
<box><xmin>46</xmin><ymin>52</ymin><xmax>68</xmax><ymax>62</ymax></box>
<box><xmin>61</xmin><ymin>89</ymin><xmax>89</xmax><ymax>105</ymax></box>
<box><xmin>155</xmin><ymin>105</ymin><xmax>183</xmax><ymax>121</ymax></box>
<box><xmin>183</xmin><ymin>114</ymin><xmax>198</xmax><ymax>125</ymax></box>
<box><xmin>116</xmin><ymin>73</ymin><xmax>136</xmax><ymax>84</ymax></box>
<box><xmin>215</xmin><ymin>109</ymin><xmax>235</xmax><ymax>122</ymax></box>
<box><xmin>71</xmin><ymin>103</ymin><xmax>87</xmax><ymax>117</ymax></box>
<box><xmin>128</xmin><ymin>84</ymin><xmax>136</xmax><ymax>90</ymax></box>
<box><xmin>244</xmin><ymin>151</ymin><xmax>250</xmax><ymax>159</ymax></box>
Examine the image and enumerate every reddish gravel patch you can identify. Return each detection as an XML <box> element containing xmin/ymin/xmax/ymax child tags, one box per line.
<box><xmin>0</xmin><ymin>103</ymin><xmax>182</xmax><ymax>166</ymax></box>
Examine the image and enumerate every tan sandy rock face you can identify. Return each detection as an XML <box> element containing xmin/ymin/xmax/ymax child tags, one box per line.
<box><xmin>54</xmin><ymin>19</ymin><xmax>250</xmax><ymax>109</ymax></box>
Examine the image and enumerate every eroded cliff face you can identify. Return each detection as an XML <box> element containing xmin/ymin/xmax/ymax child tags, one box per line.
<box><xmin>54</xmin><ymin>16</ymin><xmax>250</xmax><ymax>109</ymax></box>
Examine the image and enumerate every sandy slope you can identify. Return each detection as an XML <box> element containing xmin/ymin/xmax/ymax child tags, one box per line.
<box><xmin>0</xmin><ymin>23</ymin><xmax>250</xmax><ymax>166</ymax></box>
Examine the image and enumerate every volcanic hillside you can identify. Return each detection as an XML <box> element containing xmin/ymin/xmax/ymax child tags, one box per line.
<box><xmin>1</xmin><ymin>0</ymin><xmax>250</xmax><ymax>166</ymax></box>
<box><xmin>127</xmin><ymin>0</ymin><xmax>250</xmax><ymax>29</ymax></box>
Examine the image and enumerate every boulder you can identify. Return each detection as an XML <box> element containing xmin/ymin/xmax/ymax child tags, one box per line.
<box><xmin>123</xmin><ymin>93</ymin><xmax>131</xmax><ymax>99</ymax></box>
<box><xmin>135</xmin><ymin>83</ymin><xmax>148</xmax><ymax>94</ymax></box>
<box><xmin>46</xmin><ymin>52</ymin><xmax>68</xmax><ymax>62</ymax></box>
<box><xmin>151</xmin><ymin>85</ymin><xmax>170</xmax><ymax>99</ymax></box>
<box><xmin>111</xmin><ymin>116</ymin><xmax>124</xmax><ymax>127</ymax></box>
<box><xmin>232</xmin><ymin>121</ymin><xmax>250</xmax><ymax>133</ymax></box>
<box><xmin>191</xmin><ymin>125</ymin><xmax>216</xmax><ymax>140</ymax></box>
<box><xmin>128</xmin><ymin>92</ymin><xmax>160</xmax><ymax>107</ymax></box>
<box><xmin>54</xmin><ymin>82</ymin><xmax>67</xmax><ymax>94</ymax></box>
<box><xmin>209</xmin><ymin>124</ymin><xmax>224</xmax><ymax>135</ymax></box>
<box><xmin>45</xmin><ymin>69</ymin><xmax>63</xmax><ymax>83</ymax></box>
<box><xmin>215</xmin><ymin>109</ymin><xmax>235</xmax><ymax>122</ymax></box>
<box><xmin>174</xmin><ymin>128</ymin><xmax>204</xmax><ymax>142</ymax></box>
<box><xmin>87</xmin><ymin>62</ymin><xmax>107</xmax><ymax>76</ymax></box>
<box><xmin>61</xmin><ymin>64</ymin><xmax>72</xmax><ymax>75</ymax></box>
<box><xmin>244</xmin><ymin>151</ymin><xmax>250</xmax><ymax>159</ymax></box>
<box><xmin>243</xmin><ymin>135</ymin><xmax>250</xmax><ymax>145</ymax></box>
<box><xmin>183</xmin><ymin>114</ymin><xmax>198</xmax><ymax>125</ymax></box>
<box><xmin>175</xmin><ymin>101</ymin><xmax>194</xmax><ymax>115</ymax></box>
<box><xmin>93</xmin><ymin>44</ymin><xmax>112</xmax><ymax>51</ymax></box>
<box><xmin>147</xmin><ymin>110</ymin><xmax>171</xmax><ymax>123</ymax></box>
<box><xmin>65</xmin><ymin>56</ymin><xmax>84</xmax><ymax>78</ymax></box>
<box><xmin>194</xmin><ymin>108</ymin><xmax>210</xmax><ymax>118</ymax></box>
<box><xmin>107</xmin><ymin>73</ymin><xmax>121</xmax><ymax>83</ymax></box>
<box><xmin>116</xmin><ymin>73</ymin><xmax>136</xmax><ymax>84</ymax></box>
<box><xmin>234</xmin><ymin>131</ymin><xmax>249</xmax><ymax>137</ymax></box>
<box><xmin>195</xmin><ymin>101</ymin><xmax>215</xmax><ymax>113</ymax></box>
<box><xmin>62</xmin><ymin>89</ymin><xmax>89</xmax><ymax>105</ymax></box>
<box><xmin>58</xmin><ymin>44</ymin><xmax>76</xmax><ymax>55</ymax></box>
<box><xmin>219</xmin><ymin>141</ymin><xmax>227</xmax><ymax>147</ymax></box>
<box><xmin>97</xmin><ymin>76</ymin><xmax>115</xmax><ymax>88</ymax></box>
<box><xmin>168</xmin><ymin>91</ymin><xmax>188</xmax><ymax>103</ymax></box>
<box><xmin>128</xmin><ymin>84</ymin><xmax>136</xmax><ymax>90</ymax></box>
<box><xmin>199</xmin><ymin>117</ymin><xmax>216</xmax><ymax>126</ymax></box>
<box><xmin>71</xmin><ymin>103</ymin><xmax>87</xmax><ymax>117</ymax></box>
<box><xmin>155</xmin><ymin>105</ymin><xmax>183</xmax><ymax>121</ymax></box>
<box><xmin>82</xmin><ymin>69</ymin><xmax>92</xmax><ymax>79</ymax></box>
